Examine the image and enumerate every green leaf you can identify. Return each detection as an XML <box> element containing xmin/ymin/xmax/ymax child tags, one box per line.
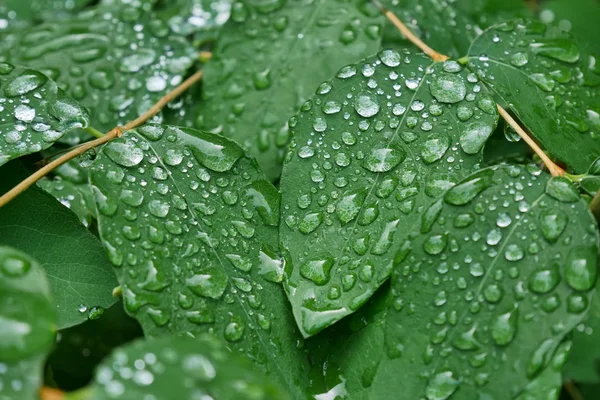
<box><xmin>322</xmin><ymin>164</ymin><xmax>599</xmax><ymax>398</ymax></box>
<box><xmin>0</xmin><ymin>63</ymin><xmax>90</xmax><ymax>165</ymax></box>
<box><xmin>197</xmin><ymin>0</ymin><xmax>384</xmax><ymax>179</ymax></box>
<box><xmin>0</xmin><ymin>161</ymin><xmax>118</xmax><ymax>329</ymax></box>
<box><xmin>1</xmin><ymin>5</ymin><xmax>197</xmax><ymax>142</ymax></box>
<box><xmin>280</xmin><ymin>49</ymin><xmax>499</xmax><ymax>337</ymax></box>
<box><xmin>467</xmin><ymin>20</ymin><xmax>600</xmax><ymax>173</ymax></box>
<box><xmin>83</xmin><ymin>335</ymin><xmax>288</xmax><ymax>399</ymax></box>
<box><xmin>0</xmin><ymin>245</ymin><xmax>56</xmax><ymax>400</ymax></box>
<box><xmin>89</xmin><ymin>124</ymin><xmax>310</xmax><ymax>397</ymax></box>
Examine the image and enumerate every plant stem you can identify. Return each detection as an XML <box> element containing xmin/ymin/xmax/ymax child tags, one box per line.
<box><xmin>0</xmin><ymin>69</ymin><xmax>205</xmax><ymax>208</ymax></box>
<box><xmin>374</xmin><ymin>0</ymin><xmax>566</xmax><ymax>177</ymax></box>
<box><xmin>590</xmin><ymin>189</ymin><xmax>600</xmax><ymax>221</ymax></box>
<box><xmin>372</xmin><ymin>0</ymin><xmax>449</xmax><ymax>62</ymax></box>
<box><xmin>84</xmin><ymin>126</ymin><xmax>105</xmax><ymax>139</ymax></box>
<box><xmin>40</xmin><ymin>387</ymin><xmax>64</xmax><ymax>400</ymax></box>
<box><xmin>564</xmin><ymin>380</ymin><xmax>584</xmax><ymax>400</ymax></box>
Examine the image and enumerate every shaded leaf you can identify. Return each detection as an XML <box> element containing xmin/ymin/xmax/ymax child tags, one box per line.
<box><xmin>0</xmin><ymin>63</ymin><xmax>90</xmax><ymax>165</ymax></box>
<box><xmin>85</xmin><ymin>335</ymin><xmax>288</xmax><ymax>399</ymax></box>
<box><xmin>198</xmin><ymin>0</ymin><xmax>384</xmax><ymax>179</ymax></box>
<box><xmin>0</xmin><ymin>161</ymin><xmax>117</xmax><ymax>329</ymax></box>
<box><xmin>1</xmin><ymin>5</ymin><xmax>196</xmax><ymax>143</ymax></box>
<box><xmin>0</xmin><ymin>246</ymin><xmax>56</xmax><ymax>400</ymax></box>
<box><xmin>467</xmin><ymin>20</ymin><xmax>600</xmax><ymax>173</ymax></box>
<box><xmin>280</xmin><ymin>49</ymin><xmax>499</xmax><ymax>337</ymax></box>
<box><xmin>89</xmin><ymin>124</ymin><xmax>309</xmax><ymax>397</ymax></box>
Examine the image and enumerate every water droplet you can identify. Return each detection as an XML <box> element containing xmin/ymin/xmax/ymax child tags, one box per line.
<box><xmin>545</xmin><ymin>177</ymin><xmax>580</xmax><ymax>202</ymax></box>
<box><xmin>529</xmin><ymin>262</ymin><xmax>560</xmax><ymax>294</ymax></box>
<box><xmin>105</xmin><ymin>141</ymin><xmax>144</xmax><ymax>167</ymax></box>
<box><xmin>354</xmin><ymin>92</ymin><xmax>380</xmax><ymax>117</ymax></box>
<box><xmin>492</xmin><ymin>308</ymin><xmax>518</xmax><ymax>346</ymax></box>
<box><xmin>430</xmin><ymin>74</ymin><xmax>467</xmax><ymax>103</ymax></box>
<box><xmin>460</xmin><ymin>121</ymin><xmax>494</xmax><ymax>154</ymax></box>
<box><xmin>564</xmin><ymin>246</ymin><xmax>597</xmax><ymax>291</ymax></box>
<box><xmin>363</xmin><ymin>143</ymin><xmax>406</xmax><ymax>172</ymax></box>
<box><xmin>421</xmin><ymin>132</ymin><xmax>450</xmax><ymax>164</ymax></box>
<box><xmin>425</xmin><ymin>371</ymin><xmax>460</xmax><ymax>400</ymax></box>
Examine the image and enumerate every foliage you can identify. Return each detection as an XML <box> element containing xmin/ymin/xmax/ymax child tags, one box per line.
<box><xmin>0</xmin><ymin>0</ymin><xmax>599</xmax><ymax>399</ymax></box>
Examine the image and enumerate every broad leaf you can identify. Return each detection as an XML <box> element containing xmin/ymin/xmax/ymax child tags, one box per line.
<box><xmin>280</xmin><ymin>49</ymin><xmax>499</xmax><ymax>337</ymax></box>
<box><xmin>0</xmin><ymin>63</ymin><xmax>90</xmax><ymax>165</ymax></box>
<box><xmin>326</xmin><ymin>164</ymin><xmax>599</xmax><ymax>398</ymax></box>
<box><xmin>85</xmin><ymin>335</ymin><xmax>288</xmax><ymax>399</ymax></box>
<box><xmin>0</xmin><ymin>162</ymin><xmax>117</xmax><ymax>329</ymax></box>
<box><xmin>198</xmin><ymin>0</ymin><xmax>384</xmax><ymax>179</ymax></box>
<box><xmin>0</xmin><ymin>246</ymin><xmax>56</xmax><ymax>400</ymax></box>
<box><xmin>89</xmin><ymin>124</ymin><xmax>309</xmax><ymax>397</ymax></box>
<box><xmin>1</xmin><ymin>5</ymin><xmax>196</xmax><ymax>142</ymax></box>
<box><xmin>467</xmin><ymin>20</ymin><xmax>600</xmax><ymax>173</ymax></box>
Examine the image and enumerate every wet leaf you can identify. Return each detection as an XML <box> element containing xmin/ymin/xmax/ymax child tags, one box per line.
<box><xmin>85</xmin><ymin>335</ymin><xmax>288</xmax><ymax>399</ymax></box>
<box><xmin>280</xmin><ymin>49</ymin><xmax>499</xmax><ymax>337</ymax></box>
<box><xmin>0</xmin><ymin>161</ymin><xmax>117</xmax><ymax>329</ymax></box>
<box><xmin>89</xmin><ymin>124</ymin><xmax>309</xmax><ymax>397</ymax></box>
<box><xmin>0</xmin><ymin>246</ymin><xmax>56</xmax><ymax>400</ymax></box>
<box><xmin>0</xmin><ymin>63</ymin><xmax>90</xmax><ymax>165</ymax></box>
<box><xmin>320</xmin><ymin>164</ymin><xmax>599</xmax><ymax>398</ymax></box>
<box><xmin>1</xmin><ymin>5</ymin><xmax>196</xmax><ymax>144</ymax></box>
<box><xmin>197</xmin><ymin>0</ymin><xmax>384</xmax><ymax>180</ymax></box>
<box><xmin>467</xmin><ymin>20</ymin><xmax>600</xmax><ymax>173</ymax></box>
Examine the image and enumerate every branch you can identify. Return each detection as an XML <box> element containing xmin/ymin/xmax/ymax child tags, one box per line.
<box><xmin>40</xmin><ymin>387</ymin><xmax>64</xmax><ymax>400</ymax></box>
<box><xmin>373</xmin><ymin>0</ymin><xmax>565</xmax><ymax>177</ymax></box>
<box><xmin>564</xmin><ymin>380</ymin><xmax>584</xmax><ymax>400</ymax></box>
<box><xmin>0</xmin><ymin>69</ymin><xmax>205</xmax><ymax>208</ymax></box>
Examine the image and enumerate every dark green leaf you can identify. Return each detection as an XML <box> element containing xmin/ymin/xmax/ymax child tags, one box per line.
<box><xmin>0</xmin><ymin>63</ymin><xmax>90</xmax><ymax>165</ymax></box>
<box><xmin>321</xmin><ymin>164</ymin><xmax>599</xmax><ymax>398</ymax></box>
<box><xmin>85</xmin><ymin>335</ymin><xmax>288</xmax><ymax>399</ymax></box>
<box><xmin>280</xmin><ymin>49</ymin><xmax>499</xmax><ymax>337</ymax></box>
<box><xmin>0</xmin><ymin>162</ymin><xmax>117</xmax><ymax>329</ymax></box>
<box><xmin>0</xmin><ymin>245</ymin><xmax>56</xmax><ymax>400</ymax></box>
<box><xmin>1</xmin><ymin>5</ymin><xmax>196</xmax><ymax>143</ymax></box>
<box><xmin>467</xmin><ymin>20</ymin><xmax>600</xmax><ymax>173</ymax></box>
<box><xmin>89</xmin><ymin>124</ymin><xmax>309</xmax><ymax>397</ymax></box>
<box><xmin>197</xmin><ymin>0</ymin><xmax>384</xmax><ymax>179</ymax></box>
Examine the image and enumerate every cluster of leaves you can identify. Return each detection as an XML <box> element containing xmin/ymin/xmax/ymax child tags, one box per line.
<box><xmin>1</xmin><ymin>0</ymin><xmax>600</xmax><ymax>399</ymax></box>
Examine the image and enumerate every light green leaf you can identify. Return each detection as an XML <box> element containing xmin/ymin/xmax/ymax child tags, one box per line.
<box><xmin>324</xmin><ymin>164</ymin><xmax>599</xmax><ymax>398</ymax></box>
<box><xmin>198</xmin><ymin>0</ymin><xmax>384</xmax><ymax>180</ymax></box>
<box><xmin>0</xmin><ymin>162</ymin><xmax>117</xmax><ymax>329</ymax></box>
<box><xmin>0</xmin><ymin>63</ymin><xmax>90</xmax><ymax>165</ymax></box>
<box><xmin>89</xmin><ymin>124</ymin><xmax>309</xmax><ymax>398</ymax></box>
<box><xmin>1</xmin><ymin>5</ymin><xmax>196</xmax><ymax>143</ymax></box>
<box><xmin>0</xmin><ymin>246</ymin><xmax>56</xmax><ymax>400</ymax></box>
<box><xmin>83</xmin><ymin>335</ymin><xmax>288</xmax><ymax>399</ymax></box>
<box><xmin>280</xmin><ymin>49</ymin><xmax>499</xmax><ymax>337</ymax></box>
<box><xmin>467</xmin><ymin>20</ymin><xmax>600</xmax><ymax>173</ymax></box>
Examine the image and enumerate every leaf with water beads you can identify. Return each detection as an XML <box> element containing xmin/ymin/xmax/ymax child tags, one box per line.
<box><xmin>0</xmin><ymin>63</ymin><xmax>90</xmax><ymax>165</ymax></box>
<box><xmin>467</xmin><ymin>19</ymin><xmax>600</xmax><ymax>173</ymax></box>
<box><xmin>0</xmin><ymin>246</ymin><xmax>56</xmax><ymax>400</ymax></box>
<box><xmin>89</xmin><ymin>124</ymin><xmax>310</xmax><ymax>397</ymax></box>
<box><xmin>85</xmin><ymin>335</ymin><xmax>288</xmax><ymax>399</ymax></box>
<box><xmin>197</xmin><ymin>0</ymin><xmax>384</xmax><ymax>180</ymax></box>
<box><xmin>0</xmin><ymin>4</ymin><xmax>196</xmax><ymax>144</ymax></box>
<box><xmin>279</xmin><ymin>48</ymin><xmax>499</xmax><ymax>337</ymax></box>
<box><xmin>347</xmin><ymin>164</ymin><xmax>598</xmax><ymax>398</ymax></box>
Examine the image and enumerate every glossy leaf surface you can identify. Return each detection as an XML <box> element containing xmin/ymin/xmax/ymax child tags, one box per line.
<box><xmin>280</xmin><ymin>49</ymin><xmax>499</xmax><ymax>337</ymax></box>
<box><xmin>89</xmin><ymin>124</ymin><xmax>309</xmax><ymax>397</ymax></box>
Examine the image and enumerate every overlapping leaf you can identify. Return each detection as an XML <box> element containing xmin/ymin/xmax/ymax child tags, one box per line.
<box><xmin>198</xmin><ymin>0</ymin><xmax>384</xmax><ymax>180</ymax></box>
<box><xmin>467</xmin><ymin>20</ymin><xmax>600</xmax><ymax>173</ymax></box>
<box><xmin>280</xmin><ymin>48</ymin><xmax>499</xmax><ymax>337</ymax></box>
<box><xmin>0</xmin><ymin>246</ymin><xmax>56</xmax><ymax>400</ymax></box>
<box><xmin>0</xmin><ymin>5</ymin><xmax>196</xmax><ymax>143</ymax></box>
<box><xmin>89</xmin><ymin>124</ymin><xmax>309</xmax><ymax>398</ymax></box>
<box><xmin>85</xmin><ymin>335</ymin><xmax>288</xmax><ymax>399</ymax></box>
<box><xmin>320</xmin><ymin>164</ymin><xmax>599</xmax><ymax>398</ymax></box>
<box><xmin>0</xmin><ymin>162</ymin><xmax>117</xmax><ymax>329</ymax></box>
<box><xmin>0</xmin><ymin>63</ymin><xmax>90</xmax><ymax>165</ymax></box>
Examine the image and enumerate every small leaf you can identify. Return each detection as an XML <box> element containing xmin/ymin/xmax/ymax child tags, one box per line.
<box><xmin>280</xmin><ymin>49</ymin><xmax>498</xmax><ymax>337</ymax></box>
<box><xmin>85</xmin><ymin>335</ymin><xmax>289</xmax><ymax>399</ymax></box>
<box><xmin>0</xmin><ymin>245</ymin><xmax>56</xmax><ymax>400</ymax></box>
<box><xmin>89</xmin><ymin>124</ymin><xmax>309</xmax><ymax>397</ymax></box>
<box><xmin>0</xmin><ymin>63</ymin><xmax>90</xmax><ymax>165</ymax></box>
<box><xmin>197</xmin><ymin>0</ymin><xmax>384</xmax><ymax>179</ymax></box>
<box><xmin>467</xmin><ymin>19</ymin><xmax>600</xmax><ymax>173</ymax></box>
<box><xmin>0</xmin><ymin>161</ymin><xmax>117</xmax><ymax>329</ymax></box>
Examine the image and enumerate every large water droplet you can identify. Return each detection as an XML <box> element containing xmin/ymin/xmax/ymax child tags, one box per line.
<box><xmin>430</xmin><ymin>74</ymin><xmax>467</xmax><ymax>103</ymax></box>
<box><xmin>564</xmin><ymin>246</ymin><xmax>597</xmax><ymax>291</ymax></box>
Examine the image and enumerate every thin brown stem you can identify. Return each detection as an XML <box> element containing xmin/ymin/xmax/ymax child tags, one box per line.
<box><xmin>590</xmin><ymin>188</ymin><xmax>600</xmax><ymax>221</ymax></box>
<box><xmin>375</xmin><ymin>1</ymin><xmax>566</xmax><ymax>176</ymax></box>
<box><xmin>0</xmin><ymin>69</ymin><xmax>205</xmax><ymax>208</ymax></box>
<box><xmin>40</xmin><ymin>387</ymin><xmax>64</xmax><ymax>400</ymax></box>
<box><xmin>497</xmin><ymin>106</ymin><xmax>565</xmax><ymax>177</ymax></box>
<box><xmin>564</xmin><ymin>380</ymin><xmax>584</xmax><ymax>400</ymax></box>
<box><xmin>372</xmin><ymin>0</ymin><xmax>449</xmax><ymax>62</ymax></box>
